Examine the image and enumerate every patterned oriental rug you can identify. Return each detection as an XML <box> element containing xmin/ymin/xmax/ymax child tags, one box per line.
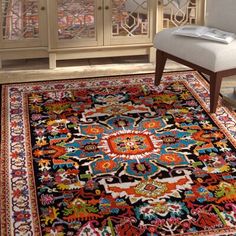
<box><xmin>1</xmin><ymin>71</ymin><xmax>236</xmax><ymax>236</ymax></box>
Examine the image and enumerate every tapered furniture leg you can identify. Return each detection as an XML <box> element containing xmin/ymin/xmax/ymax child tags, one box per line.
<box><xmin>209</xmin><ymin>73</ymin><xmax>223</xmax><ymax>113</ymax></box>
<box><xmin>155</xmin><ymin>50</ymin><xmax>167</xmax><ymax>86</ymax></box>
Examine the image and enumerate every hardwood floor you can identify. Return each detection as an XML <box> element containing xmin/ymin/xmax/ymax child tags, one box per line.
<box><xmin>1</xmin><ymin>56</ymin><xmax>236</xmax><ymax>110</ymax></box>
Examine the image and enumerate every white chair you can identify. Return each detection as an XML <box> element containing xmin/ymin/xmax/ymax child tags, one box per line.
<box><xmin>153</xmin><ymin>0</ymin><xmax>236</xmax><ymax>113</ymax></box>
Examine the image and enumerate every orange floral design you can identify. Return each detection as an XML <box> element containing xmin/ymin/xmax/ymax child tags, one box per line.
<box><xmin>94</xmin><ymin>160</ymin><xmax>118</xmax><ymax>173</ymax></box>
<box><xmin>83</xmin><ymin>126</ymin><xmax>104</xmax><ymax>135</ymax></box>
<box><xmin>143</xmin><ymin>120</ymin><xmax>161</xmax><ymax>129</ymax></box>
<box><xmin>159</xmin><ymin>153</ymin><xmax>183</xmax><ymax>165</ymax></box>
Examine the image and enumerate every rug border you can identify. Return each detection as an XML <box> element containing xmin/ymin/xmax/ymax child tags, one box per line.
<box><xmin>23</xmin><ymin>93</ymin><xmax>42</xmax><ymax>235</ymax></box>
<box><xmin>180</xmin><ymin>72</ymin><xmax>236</xmax><ymax>147</ymax></box>
<box><xmin>0</xmin><ymin>86</ymin><xmax>11</xmax><ymax>235</ymax></box>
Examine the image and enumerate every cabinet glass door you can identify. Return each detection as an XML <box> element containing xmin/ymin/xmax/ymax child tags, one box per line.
<box><xmin>50</xmin><ymin>0</ymin><xmax>103</xmax><ymax>48</ymax></box>
<box><xmin>104</xmin><ymin>0</ymin><xmax>153</xmax><ymax>45</ymax></box>
<box><xmin>162</xmin><ymin>0</ymin><xmax>199</xmax><ymax>28</ymax></box>
<box><xmin>0</xmin><ymin>0</ymin><xmax>46</xmax><ymax>48</ymax></box>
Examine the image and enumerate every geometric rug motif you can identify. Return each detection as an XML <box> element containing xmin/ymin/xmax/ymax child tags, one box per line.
<box><xmin>1</xmin><ymin>71</ymin><xmax>236</xmax><ymax>236</ymax></box>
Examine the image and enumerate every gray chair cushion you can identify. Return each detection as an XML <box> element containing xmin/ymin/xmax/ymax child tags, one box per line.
<box><xmin>206</xmin><ymin>0</ymin><xmax>236</xmax><ymax>34</ymax></box>
<box><xmin>153</xmin><ymin>28</ymin><xmax>236</xmax><ymax>72</ymax></box>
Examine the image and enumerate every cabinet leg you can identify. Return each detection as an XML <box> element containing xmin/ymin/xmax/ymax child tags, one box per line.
<box><xmin>49</xmin><ymin>53</ymin><xmax>56</xmax><ymax>69</ymax></box>
<box><xmin>0</xmin><ymin>56</ymin><xmax>2</xmax><ymax>69</ymax></box>
<box><xmin>149</xmin><ymin>47</ymin><xmax>156</xmax><ymax>64</ymax></box>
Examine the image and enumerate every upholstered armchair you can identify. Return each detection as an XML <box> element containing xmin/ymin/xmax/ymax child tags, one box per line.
<box><xmin>153</xmin><ymin>0</ymin><xmax>236</xmax><ymax>113</ymax></box>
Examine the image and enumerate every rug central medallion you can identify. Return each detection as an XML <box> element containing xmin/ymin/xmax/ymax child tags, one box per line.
<box><xmin>100</xmin><ymin>130</ymin><xmax>162</xmax><ymax>160</ymax></box>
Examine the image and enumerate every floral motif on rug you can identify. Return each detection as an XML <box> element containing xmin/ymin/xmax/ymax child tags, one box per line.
<box><xmin>1</xmin><ymin>71</ymin><xmax>236</xmax><ymax>236</ymax></box>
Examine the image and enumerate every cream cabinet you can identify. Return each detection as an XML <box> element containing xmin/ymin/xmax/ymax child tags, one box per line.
<box><xmin>0</xmin><ymin>0</ymin><xmax>48</xmax><ymax>68</ymax></box>
<box><xmin>0</xmin><ymin>0</ymin><xmax>204</xmax><ymax>69</ymax></box>
<box><xmin>47</xmin><ymin>0</ymin><xmax>157</xmax><ymax>68</ymax></box>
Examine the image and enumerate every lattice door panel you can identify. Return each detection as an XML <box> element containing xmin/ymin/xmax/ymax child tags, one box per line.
<box><xmin>1</xmin><ymin>0</ymin><xmax>39</xmax><ymax>40</ymax></box>
<box><xmin>112</xmin><ymin>0</ymin><xmax>149</xmax><ymax>37</ymax></box>
<box><xmin>57</xmin><ymin>0</ymin><xmax>96</xmax><ymax>40</ymax></box>
<box><xmin>162</xmin><ymin>0</ymin><xmax>197</xmax><ymax>28</ymax></box>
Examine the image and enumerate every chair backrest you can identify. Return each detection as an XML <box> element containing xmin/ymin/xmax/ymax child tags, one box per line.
<box><xmin>205</xmin><ymin>0</ymin><xmax>236</xmax><ymax>34</ymax></box>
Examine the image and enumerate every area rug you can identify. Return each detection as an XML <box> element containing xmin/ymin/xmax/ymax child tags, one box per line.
<box><xmin>1</xmin><ymin>71</ymin><xmax>236</xmax><ymax>236</ymax></box>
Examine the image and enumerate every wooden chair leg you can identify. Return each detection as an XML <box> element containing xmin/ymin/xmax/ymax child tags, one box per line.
<box><xmin>209</xmin><ymin>72</ymin><xmax>223</xmax><ymax>113</ymax></box>
<box><xmin>155</xmin><ymin>50</ymin><xmax>167</xmax><ymax>86</ymax></box>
